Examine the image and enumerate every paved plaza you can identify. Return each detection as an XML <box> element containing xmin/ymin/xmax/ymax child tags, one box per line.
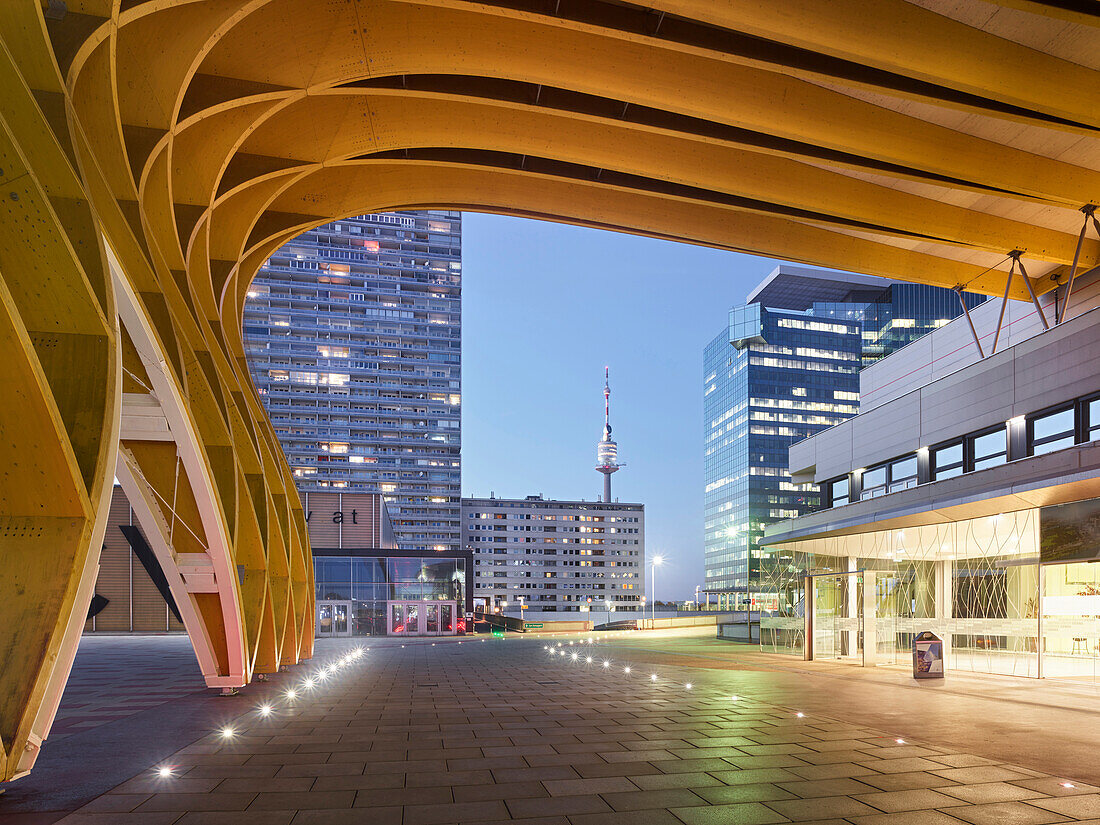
<box><xmin>3</xmin><ymin>630</ymin><xmax>1100</xmax><ymax>825</ymax></box>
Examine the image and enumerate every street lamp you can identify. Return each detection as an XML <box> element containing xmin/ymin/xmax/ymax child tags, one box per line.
<box><xmin>651</xmin><ymin>555</ymin><xmax>664</xmax><ymax>626</ymax></box>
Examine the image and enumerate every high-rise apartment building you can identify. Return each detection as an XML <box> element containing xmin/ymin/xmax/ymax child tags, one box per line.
<box><xmin>464</xmin><ymin>496</ymin><xmax>645</xmax><ymax>615</ymax></box>
<box><xmin>243</xmin><ymin>211</ymin><xmax>462</xmax><ymax>553</ymax></box>
<box><xmin>703</xmin><ymin>266</ymin><xmax>985</xmax><ymax>605</ymax></box>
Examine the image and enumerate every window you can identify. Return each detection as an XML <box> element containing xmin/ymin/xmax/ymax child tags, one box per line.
<box><xmin>828</xmin><ymin>477</ymin><xmax>849</xmax><ymax>507</ymax></box>
<box><xmin>1088</xmin><ymin>397</ymin><xmax>1100</xmax><ymax>442</ymax></box>
<box><xmin>861</xmin><ymin>466</ymin><xmax>887</xmax><ymax>499</ymax></box>
<box><xmin>932</xmin><ymin>442</ymin><xmax>963</xmax><ymax>480</ymax></box>
<box><xmin>970</xmin><ymin>428</ymin><xmax>1006</xmax><ymax>471</ymax></box>
<box><xmin>888</xmin><ymin>455</ymin><xmax>918</xmax><ymax>492</ymax></box>
<box><xmin>1028</xmin><ymin>406</ymin><xmax>1075</xmax><ymax>456</ymax></box>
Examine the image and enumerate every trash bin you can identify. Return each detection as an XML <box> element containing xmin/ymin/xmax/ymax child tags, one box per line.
<box><xmin>913</xmin><ymin>631</ymin><xmax>944</xmax><ymax>679</ymax></box>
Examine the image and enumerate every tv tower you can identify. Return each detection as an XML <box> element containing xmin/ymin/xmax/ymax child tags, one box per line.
<box><xmin>595</xmin><ymin>367</ymin><xmax>623</xmax><ymax>502</ymax></box>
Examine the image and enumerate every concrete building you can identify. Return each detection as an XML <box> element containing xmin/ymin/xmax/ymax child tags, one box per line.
<box><xmin>464</xmin><ymin>496</ymin><xmax>645</xmax><ymax>618</ymax></box>
<box><xmin>703</xmin><ymin>266</ymin><xmax>984</xmax><ymax>608</ymax></box>
<box><xmin>761</xmin><ymin>267</ymin><xmax>1100</xmax><ymax>684</ymax></box>
<box><xmin>243</xmin><ymin>211</ymin><xmax>462</xmax><ymax>553</ymax></box>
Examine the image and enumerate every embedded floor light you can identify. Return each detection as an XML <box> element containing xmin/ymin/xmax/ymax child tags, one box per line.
<box><xmin>895</xmin><ymin>738</ymin><xmax>905</xmax><ymax>744</ymax></box>
<box><xmin>285</xmin><ymin>689</ymin><xmax>298</xmax><ymax>700</ymax></box>
<box><xmin>157</xmin><ymin>766</ymin><xmax>173</xmax><ymax>778</ymax></box>
<box><xmin>796</xmin><ymin>712</ymin><xmax>805</xmax><ymax>718</ymax></box>
<box><xmin>685</xmin><ymin>683</ymin><xmax>693</xmax><ymax>690</ymax></box>
<box><xmin>585</xmin><ymin>656</ymin><xmax>593</xmax><ymax>664</ymax></box>
<box><xmin>731</xmin><ymin>695</ymin><xmax>739</xmax><ymax>701</ymax></box>
<box><xmin>623</xmin><ymin>667</ymin><xmax>631</xmax><ymax>674</ymax></box>
<box><xmin>304</xmin><ymin>677</ymin><xmax>316</xmax><ymax>688</ymax></box>
<box><xmin>220</xmin><ymin>727</ymin><xmax>235</xmax><ymax>739</ymax></box>
<box><xmin>1062</xmin><ymin>783</ymin><xmax>1076</xmax><ymax>789</ymax></box>
<box><xmin>259</xmin><ymin>704</ymin><xmax>273</xmax><ymax>717</ymax></box>
<box><xmin>571</xmin><ymin>652</ymin><xmax>579</xmax><ymax>661</ymax></box>
<box><xmin>602</xmin><ymin>660</ymin><xmax>610</xmax><ymax>668</ymax></box>
<box><xmin>650</xmin><ymin>674</ymin><xmax>658</xmax><ymax>681</ymax></box>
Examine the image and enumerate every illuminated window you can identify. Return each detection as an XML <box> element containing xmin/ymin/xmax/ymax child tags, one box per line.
<box><xmin>860</xmin><ymin>466</ymin><xmax>887</xmax><ymax>499</ymax></box>
<box><xmin>970</xmin><ymin>427</ymin><xmax>1006</xmax><ymax>471</ymax></box>
<box><xmin>1088</xmin><ymin>397</ymin><xmax>1100</xmax><ymax>442</ymax></box>
<box><xmin>828</xmin><ymin>477</ymin><xmax>849</xmax><ymax>507</ymax></box>
<box><xmin>932</xmin><ymin>442</ymin><xmax>963</xmax><ymax>480</ymax></box>
<box><xmin>1028</xmin><ymin>406</ymin><xmax>1075</xmax><ymax>456</ymax></box>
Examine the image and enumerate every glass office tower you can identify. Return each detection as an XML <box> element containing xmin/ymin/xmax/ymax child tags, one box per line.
<box><xmin>703</xmin><ymin>266</ymin><xmax>986</xmax><ymax>606</ymax></box>
<box><xmin>243</xmin><ymin>211</ymin><xmax>462</xmax><ymax>553</ymax></box>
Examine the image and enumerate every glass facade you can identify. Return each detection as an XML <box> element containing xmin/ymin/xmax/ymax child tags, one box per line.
<box><xmin>243</xmin><ymin>211</ymin><xmax>462</xmax><ymax>553</ymax></box>
<box><xmin>760</xmin><ymin>505</ymin><xmax>1100</xmax><ymax>684</ymax></box>
<box><xmin>811</xmin><ymin>283</ymin><xmax>986</xmax><ymax>367</ymax></box>
<box><xmin>704</xmin><ymin>307</ymin><xmax>862</xmax><ymax>599</ymax></box>
<box><xmin>704</xmin><ymin>273</ymin><xmax>985</xmax><ymax>604</ymax></box>
<box><xmin>314</xmin><ymin>553</ymin><xmax>467</xmax><ymax>636</ymax></box>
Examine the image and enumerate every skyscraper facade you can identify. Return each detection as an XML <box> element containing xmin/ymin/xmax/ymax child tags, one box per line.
<box><xmin>703</xmin><ymin>266</ymin><xmax>986</xmax><ymax>606</ymax></box>
<box><xmin>243</xmin><ymin>211</ymin><xmax>462</xmax><ymax>554</ymax></box>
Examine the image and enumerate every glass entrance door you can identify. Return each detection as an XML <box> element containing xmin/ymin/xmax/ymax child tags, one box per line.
<box><xmin>387</xmin><ymin>601</ymin><xmax>459</xmax><ymax>636</ymax></box>
<box><xmin>317</xmin><ymin>601</ymin><xmax>352</xmax><ymax>637</ymax></box>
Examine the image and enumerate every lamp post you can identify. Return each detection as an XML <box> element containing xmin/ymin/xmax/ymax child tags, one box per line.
<box><xmin>651</xmin><ymin>555</ymin><xmax>664</xmax><ymax>626</ymax></box>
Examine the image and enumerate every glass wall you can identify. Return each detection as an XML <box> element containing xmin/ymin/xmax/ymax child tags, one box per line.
<box><xmin>314</xmin><ymin>554</ymin><xmax>466</xmax><ymax>635</ymax></box>
<box><xmin>760</xmin><ymin>511</ymin><xmax>1043</xmax><ymax>678</ymax></box>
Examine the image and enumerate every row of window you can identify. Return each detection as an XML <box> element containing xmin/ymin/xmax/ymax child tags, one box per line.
<box><xmin>826</xmin><ymin>393</ymin><xmax>1100</xmax><ymax>507</ymax></box>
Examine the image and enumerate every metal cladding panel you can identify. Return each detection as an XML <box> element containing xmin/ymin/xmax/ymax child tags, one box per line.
<box><xmin>862</xmin><ymin>334</ymin><xmax>933</xmax><ymax>408</ymax></box>
<box><xmin>861</xmin><ymin>268</ymin><xmax>1100</xmax><ymax>411</ymax></box>
<box><xmin>95</xmin><ymin>490</ymin><xmax>136</xmax><ymax>632</ymax></box>
<box><xmin>1011</xmin><ymin>317</ymin><xmax>1100</xmax><ymax>416</ymax></box>
<box><xmin>796</xmin><ymin>305</ymin><xmax>1100</xmax><ymax>484</ymax></box>
<box><xmin>852</xmin><ymin>393</ymin><xmax>922</xmax><ymax>465</ymax></box>
<box><xmin>919</xmin><ymin>357</ymin><xmax>1016</xmax><ymax>447</ymax></box>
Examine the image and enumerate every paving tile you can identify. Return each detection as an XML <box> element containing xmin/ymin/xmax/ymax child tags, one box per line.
<box><xmin>177</xmin><ymin>815</ymin><xmax>297</xmax><ymax>825</ymax></box>
<box><xmin>849</xmin><ymin>812</ymin><xmax>977</xmax><ymax>825</ymax></box>
<box><xmin>77</xmin><ymin>794</ymin><xmax>152</xmax><ymax>812</ymax></box>
<box><xmin>54</xmin><ymin>815</ymin><xmax>184</xmax><ymax>825</ymax></box>
<box><xmin>693</xmin><ymin>783</ymin><xmax>797</xmax><ymax>805</ymax></box>
<box><xmin>855</xmin><ymin>771</ymin><xmax>961</xmax><ymax>792</ymax></box>
<box><xmin>507</xmin><ymin>794</ymin><xmax>611</xmax><ymax>818</ymax></box>
<box><xmin>1027</xmin><ymin>794</ymin><xmax>1100</xmax><ymax>818</ymax></box>
<box><xmin>600</xmin><ymin>788</ymin><xmax>707</xmax><ymax>811</ymax></box>
<box><xmin>542</xmin><ymin>777</ymin><xmax>637</xmax><ymax>797</ymax></box>
<box><xmin>709</xmin><ymin>768</ymin><xmax>804</xmax><ymax>786</ymax></box>
<box><xmin>135</xmin><ymin>793</ymin><xmax>257</xmax><ymax>812</ymax></box>
<box><xmin>294</xmin><ymin>810</ymin><xmax>401</xmax><ymax>825</ymax></box>
<box><xmin>943</xmin><ymin>801</ymin><xmax>1072</xmax><ymax>825</ymax></box>
<box><xmin>1010</xmin><ymin>778</ymin><xmax>1100</xmax><ymax>797</ymax></box>
<box><xmin>353</xmin><ymin>786</ymin><xmax>453</xmax><ymax>807</ymax></box>
<box><xmin>568</xmin><ymin>812</ymin><xmax>685</xmax><ymax>825</ymax></box>
<box><xmin>775</xmin><ymin>777</ymin><xmax>881</xmax><ymax>798</ymax></box>
<box><xmin>630</xmin><ymin>772</ymin><xmax>724</xmax><ymax>790</ymax></box>
<box><xmin>853</xmin><ymin>788</ymin><xmax>970</xmax><ymax>812</ymax></box>
<box><xmin>765</xmin><ymin>794</ymin><xmax>880</xmax><ymax>820</ymax></box>
<box><xmin>931</xmin><ymin>767</ymin><xmax>1037</xmax><ymax>784</ymax></box>
<box><xmin>402</xmin><ymin>800</ymin><xmax>511</xmax><ymax>825</ymax></box>
<box><xmin>669</xmin><ymin>801</ymin><xmax>791</xmax><ymax>824</ymax></box>
<box><xmin>938</xmin><ymin>782</ymin><xmax>1050</xmax><ymax>803</ymax></box>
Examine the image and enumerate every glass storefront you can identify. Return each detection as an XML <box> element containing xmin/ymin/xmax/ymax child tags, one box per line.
<box><xmin>760</xmin><ymin>508</ymin><xmax>1100</xmax><ymax>683</ymax></box>
<box><xmin>314</xmin><ymin>554</ymin><xmax>467</xmax><ymax>636</ymax></box>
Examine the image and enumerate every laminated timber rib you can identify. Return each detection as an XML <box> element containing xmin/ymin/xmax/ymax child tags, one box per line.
<box><xmin>0</xmin><ymin>0</ymin><xmax>1097</xmax><ymax>783</ymax></box>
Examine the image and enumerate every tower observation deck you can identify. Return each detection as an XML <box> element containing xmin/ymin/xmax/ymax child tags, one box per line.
<box><xmin>596</xmin><ymin>367</ymin><xmax>622</xmax><ymax>503</ymax></box>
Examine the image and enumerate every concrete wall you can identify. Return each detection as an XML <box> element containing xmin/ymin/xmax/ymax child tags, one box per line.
<box><xmin>791</xmin><ymin>299</ymin><xmax>1100</xmax><ymax>484</ymax></box>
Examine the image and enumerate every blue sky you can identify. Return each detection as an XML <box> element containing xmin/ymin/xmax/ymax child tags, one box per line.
<box><xmin>461</xmin><ymin>212</ymin><xmax>786</xmax><ymax>600</ymax></box>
